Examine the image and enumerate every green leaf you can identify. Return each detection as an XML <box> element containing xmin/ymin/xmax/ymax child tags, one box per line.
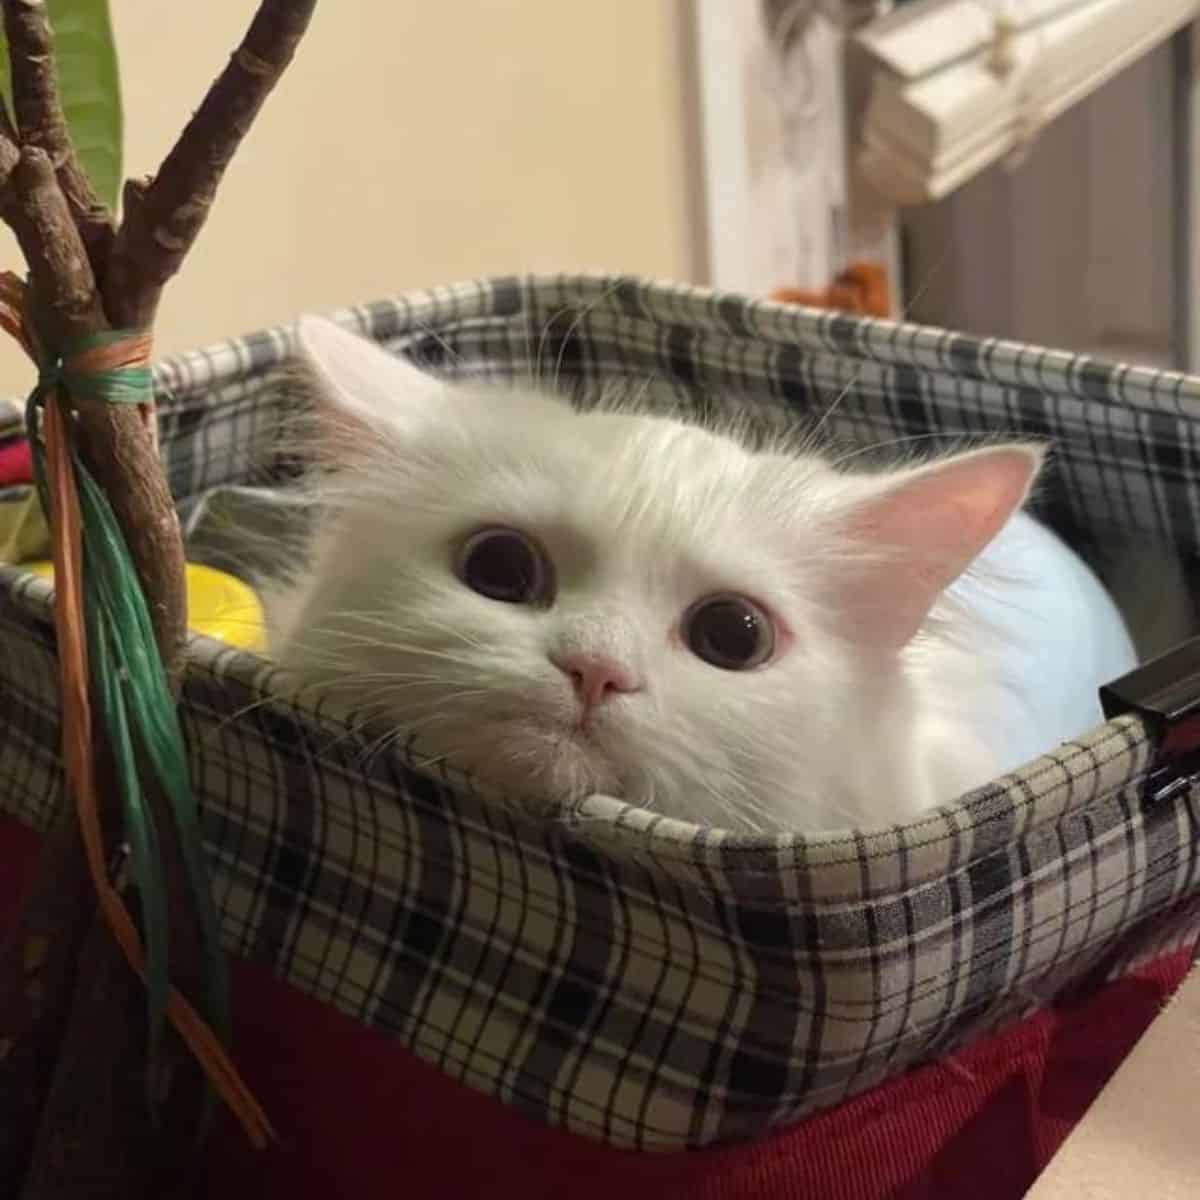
<box><xmin>0</xmin><ymin>0</ymin><xmax>124</xmax><ymax>211</ymax></box>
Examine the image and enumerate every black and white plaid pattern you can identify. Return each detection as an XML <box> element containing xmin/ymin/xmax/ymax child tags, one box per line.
<box><xmin>2</xmin><ymin>274</ymin><xmax>1199</xmax><ymax>1151</ymax></box>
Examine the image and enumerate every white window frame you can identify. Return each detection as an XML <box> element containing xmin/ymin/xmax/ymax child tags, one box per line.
<box><xmin>855</xmin><ymin>0</ymin><xmax>1200</xmax><ymax>204</ymax></box>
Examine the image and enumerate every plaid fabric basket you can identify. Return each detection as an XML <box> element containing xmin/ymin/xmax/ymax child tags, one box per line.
<box><xmin>1</xmin><ymin>273</ymin><xmax>1199</xmax><ymax>1155</ymax></box>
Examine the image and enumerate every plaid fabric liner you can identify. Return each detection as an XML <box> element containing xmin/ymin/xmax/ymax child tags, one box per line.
<box><xmin>2</xmin><ymin>273</ymin><xmax>1200</xmax><ymax>1152</ymax></box>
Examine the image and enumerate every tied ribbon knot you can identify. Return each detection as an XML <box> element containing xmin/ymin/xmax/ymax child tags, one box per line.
<box><xmin>0</xmin><ymin>271</ymin><xmax>273</xmax><ymax>1148</ymax></box>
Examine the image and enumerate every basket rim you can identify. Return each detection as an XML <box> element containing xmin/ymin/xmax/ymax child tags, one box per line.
<box><xmin>0</xmin><ymin>270</ymin><xmax>1173</xmax><ymax>897</ymax></box>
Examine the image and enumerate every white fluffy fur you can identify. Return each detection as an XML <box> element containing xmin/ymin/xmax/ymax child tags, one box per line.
<box><xmin>264</xmin><ymin>316</ymin><xmax>1135</xmax><ymax>833</ymax></box>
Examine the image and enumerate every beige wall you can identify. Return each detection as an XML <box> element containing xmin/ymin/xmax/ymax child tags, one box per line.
<box><xmin>0</xmin><ymin>0</ymin><xmax>702</xmax><ymax>391</ymax></box>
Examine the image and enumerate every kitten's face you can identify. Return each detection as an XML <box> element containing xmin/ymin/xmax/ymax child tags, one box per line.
<box><xmin>271</xmin><ymin>318</ymin><xmax>1040</xmax><ymax>832</ymax></box>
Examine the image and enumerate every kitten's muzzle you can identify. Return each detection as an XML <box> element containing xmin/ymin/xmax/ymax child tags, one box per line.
<box><xmin>550</xmin><ymin>651</ymin><xmax>643</xmax><ymax>729</ymax></box>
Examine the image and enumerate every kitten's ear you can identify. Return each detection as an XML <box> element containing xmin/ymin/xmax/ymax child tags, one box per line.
<box><xmin>838</xmin><ymin>444</ymin><xmax>1045</xmax><ymax>650</ymax></box>
<box><xmin>293</xmin><ymin>315</ymin><xmax>442</xmax><ymax>441</ymax></box>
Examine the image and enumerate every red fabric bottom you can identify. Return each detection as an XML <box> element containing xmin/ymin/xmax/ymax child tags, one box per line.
<box><xmin>0</xmin><ymin>814</ymin><xmax>1188</xmax><ymax>1199</ymax></box>
<box><xmin>0</xmin><ymin>433</ymin><xmax>32</xmax><ymax>487</ymax></box>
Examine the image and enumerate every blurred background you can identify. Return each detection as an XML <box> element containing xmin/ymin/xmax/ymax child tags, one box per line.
<box><xmin>0</xmin><ymin>0</ymin><xmax>1191</xmax><ymax>388</ymax></box>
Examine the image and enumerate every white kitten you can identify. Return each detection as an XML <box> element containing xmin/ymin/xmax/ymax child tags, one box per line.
<box><xmin>264</xmin><ymin>317</ymin><xmax>1137</xmax><ymax>833</ymax></box>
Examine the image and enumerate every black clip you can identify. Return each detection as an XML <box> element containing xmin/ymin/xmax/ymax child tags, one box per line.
<box><xmin>1100</xmin><ymin>636</ymin><xmax>1200</xmax><ymax>806</ymax></box>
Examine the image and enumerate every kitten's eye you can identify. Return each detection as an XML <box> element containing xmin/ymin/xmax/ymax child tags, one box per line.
<box><xmin>683</xmin><ymin>594</ymin><xmax>775</xmax><ymax>670</ymax></box>
<box><xmin>456</xmin><ymin>527</ymin><xmax>553</xmax><ymax>605</ymax></box>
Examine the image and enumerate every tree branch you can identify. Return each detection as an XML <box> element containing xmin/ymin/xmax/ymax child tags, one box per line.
<box><xmin>0</xmin><ymin>147</ymin><xmax>191</xmax><ymax>1199</ymax></box>
<box><xmin>106</xmin><ymin>0</ymin><xmax>317</xmax><ymax>329</ymax></box>
<box><xmin>0</xmin><ymin>93</ymin><xmax>19</xmax><ymax>148</ymax></box>
<box><xmin>0</xmin><ymin>117</ymin><xmax>18</xmax><ymax>182</ymax></box>
<box><xmin>0</xmin><ymin>147</ymin><xmax>106</xmax><ymax>342</ymax></box>
<box><xmin>0</xmin><ymin>142</ymin><xmax>113</xmax><ymax>1199</ymax></box>
<box><xmin>2</xmin><ymin>0</ymin><xmax>115</xmax><ymax>273</ymax></box>
<box><xmin>0</xmin><ymin>0</ymin><xmax>320</xmax><ymax>1193</ymax></box>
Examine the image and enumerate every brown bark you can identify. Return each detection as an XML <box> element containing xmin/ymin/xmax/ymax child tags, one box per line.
<box><xmin>0</xmin><ymin>142</ymin><xmax>121</xmax><ymax>1200</ymax></box>
<box><xmin>0</xmin><ymin>1</ymin><xmax>319</xmax><ymax>1194</ymax></box>
<box><xmin>2</xmin><ymin>0</ymin><xmax>115</xmax><ymax>271</ymax></box>
<box><xmin>14</xmin><ymin>912</ymin><xmax>180</xmax><ymax>1200</ymax></box>
<box><xmin>106</xmin><ymin>0</ymin><xmax>316</xmax><ymax>329</ymax></box>
<box><xmin>0</xmin><ymin>814</ymin><xmax>98</xmax><ymax>1197</ymax></box>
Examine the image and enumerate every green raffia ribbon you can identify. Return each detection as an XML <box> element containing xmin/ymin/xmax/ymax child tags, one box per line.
<box><xmin>25</xmin><ymin>325</ymin><xmax>230</xmax><ymax>1120</ymax></box>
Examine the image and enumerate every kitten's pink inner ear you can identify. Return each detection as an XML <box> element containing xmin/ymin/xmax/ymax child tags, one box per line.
<box><xmin>318</xmin><ymin>395</ymin><xmax>370</xmax><ymax>450</ymax></box>
<box><xmin>294</xmin><ymin>313</ymin><xmax>446</xmax><ymax>451</ymax></box>
<box><xmin>841</xmin><ymin>445</ymin><xmax>1043</xmax><ymax>650</ymax></box>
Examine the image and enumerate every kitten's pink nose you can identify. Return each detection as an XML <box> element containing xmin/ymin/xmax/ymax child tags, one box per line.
<box><xmin>552</xmin><ymin>652</ymin><xmax>641</xmax><ymax>714</ymax></box>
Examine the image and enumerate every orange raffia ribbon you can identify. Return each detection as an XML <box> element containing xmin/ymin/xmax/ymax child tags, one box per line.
<box><xmin>0</xmin><ymin>271</ymin><xmax>274</xmax><ymax>1148</ymax></box>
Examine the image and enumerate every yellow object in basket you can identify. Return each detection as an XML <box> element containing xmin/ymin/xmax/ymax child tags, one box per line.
<box><xmin>25</xmin><ymin>560</ymin><xmax>267</xmax><ymax>653</ymax></box>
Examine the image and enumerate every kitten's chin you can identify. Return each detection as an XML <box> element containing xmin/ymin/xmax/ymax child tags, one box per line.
<box><xmin>416</xmin><ymin>715</ymin><xmax>628</xmax><ymax>813</ymax></box>
<box><xmin>514</xmin><ymin>727</ymin><xmax>627</xmax><ymax>810</ymax></box>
